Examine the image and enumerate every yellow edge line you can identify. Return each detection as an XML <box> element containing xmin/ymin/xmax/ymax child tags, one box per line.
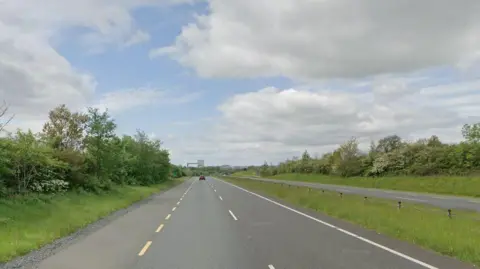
<box><xmin>155</xmin><ymin>224</ymin><xmax>164</xmax><ymax>233</ymax></box>
<box><xmin>138</xmin><ymin>241</ymin><xmax>152</xmax><ymax>256</ymax></box>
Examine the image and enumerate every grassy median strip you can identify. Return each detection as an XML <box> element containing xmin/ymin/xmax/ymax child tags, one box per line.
<box><xmin>231</xmin><ymin>171</ymin><xmax>259</xmax><ymax>177</ymax></box>
<box><xmin>0</xmin><ymin>179</ymin><xmax>184</xmax><ymax>263</ymax></box>
<box><xmin>222</xmin><ymin>176</ymin><xmax>480</xmax><ymax>266</ymax></box>
<box><xmin>269</xmin><ymin>173</ymin><xmax>480</xmax><ymax>197</ymax></box>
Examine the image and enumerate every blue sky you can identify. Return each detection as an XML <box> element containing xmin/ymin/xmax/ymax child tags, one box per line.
<box><xmin>2</xmin><ymin>0</ymin><xmax>480</xmax><ymax>166</ymax></box>
<box><xmin>52</xmin><ymin>2</ymin><xmax>294</xmax><ymax>163</ymax></box>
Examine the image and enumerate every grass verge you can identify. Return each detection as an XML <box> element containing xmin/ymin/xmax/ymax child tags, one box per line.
<box><xmin>0</xmin><ymin>178</ymin><xmax>184</xmax><ymax>263</ymax></box>
<box><xmin>231</xmin><ymin>170</ymin><xmax>258</xmax><ymax>177</ymax></box>
<box><xmin>222</xmin><ymin>176</ymin><xmax>480</xmax><ymax>266</ymax></box>
<box><xmin>269</xmin><ymin>173</ymin><xmax>480</xmax><ymax>197</ymax></box>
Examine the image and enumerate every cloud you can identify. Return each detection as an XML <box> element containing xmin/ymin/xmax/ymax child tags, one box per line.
<box><xmin>92</xmin><ymin>87</ymin><xmax>201</xmax><ymax>114</ymax></box>
<box><xmin>0</xmin><ymin>0</ymin><xmax>189</xmax><ymax>132</ymax></box>
<box><xmin>123</xmin><ymin>30</ymin><xmax>151</xmax><ymax>47</ymax></box>
<box><xmin>155</xmin><ymin>0</ymin><xmax>480</xmax><ymax>80</ymax></box>
<box><xmin>0</xmin><ymin>27</ymin><xmax>96</xmax><ymax>132</ymax></box>
<box><xmin>91</xmin><ymin>88</ymin><xmax>166</xmax><ymax>113</ymax></box>
<box><xmin>168</xmin><ymin>77</ymin><xmax>480</xmax><ymax>165</ymax></box>
<box><xmin>166</xmin><ymin>91</ymin><xmax>203</xmax><ymax>104</ymax></box>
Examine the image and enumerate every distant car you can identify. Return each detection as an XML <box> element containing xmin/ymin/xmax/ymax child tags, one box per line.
<box><xmin>199</xmin><ymin>175</ymin><xmax>206</xmax><ymax>180</ymax></box>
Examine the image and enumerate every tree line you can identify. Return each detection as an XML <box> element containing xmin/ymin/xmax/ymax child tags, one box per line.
<box><xmin>260</xmin><ymin>123</ymin><xmax>480</xmax><ymax>177</ymax></box>
<box><xmin>0</xmin><ymin>104</ymin><xmax>177</xmax><ymax>197</ymax></box>
<box><xmin>170</xmin><ymin>166</ymin><xmax>232</xmax><ymax>177</ymax></box>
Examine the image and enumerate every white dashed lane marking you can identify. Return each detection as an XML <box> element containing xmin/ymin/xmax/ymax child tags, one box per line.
<box><xmin>228</xmin><ymin>210</ymin><xmax>238</xmax><ymax>221</ymax></box>
<box><xmin>216</xmin><ymin>178</ymin><xmax>439</xmax><ymax>269</ymax></box>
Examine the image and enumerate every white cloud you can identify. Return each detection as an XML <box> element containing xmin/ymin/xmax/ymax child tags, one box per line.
<box><xmin>157</xmin><ymin>0</ymin><xmax>480</xmax><ymax>165</ymax></box>
<box><xmin>124</xmin><ymin>30</ymin><xmax>151</xmax><ymax>47</ymax></box>
<box><xmin>0</xmin><ymin>0</ymin><xmax>188</xmax><ymax>133</ymax></box>
<box><xmin>168</xmin><ymin>77</ymin><xmax>480</xmax><ymax>165</ymax></box>
<box><xmin>91</xmin><ymin>88</ymin><xmax>166</xmax><ymax>113</ymax></box>
<box><xmin>0</xmin><ymin>28</ymin><xmax>96</xmax><ymax>132</ymax></box>
<box><xmin>91</xmin><ymin>87</ymin><xmax>201</xmax><ymax>114</ymax></box>
<box><xmin>166</xmin><ymin>91</ymin><xmax>203</xmax><ymax>104</ymax></box>
<box><xmin>156</xmin><ymin>0</ymin><xmax>480</xmax><ymax>80</ymax></box>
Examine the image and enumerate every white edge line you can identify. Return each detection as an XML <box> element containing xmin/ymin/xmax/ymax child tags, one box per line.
<box><xmin>338</xmin><ymin>189</ymin><xmax>351</xmax><ymax>193</ymax></box>
<box><xmin>215</xmin><ymin>178</ymin><xmax>438</xmax><ymax>269</ymax></box>
<box><xmin>268</xmin><ymin>265</ymin><xmax>275</xmax><ymax>269</ymax></box>
<box><xmin>395</xmin><ymin>197</ymin><xmax>427</xmax><ymax>202</ymax></box>
<box><xmin>228</xmin><ymin>210</ymin><xmax>238</xmax><ymax>220</ymax></box>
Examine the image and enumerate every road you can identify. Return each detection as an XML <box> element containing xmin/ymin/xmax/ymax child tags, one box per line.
<box><xmin>233</xmin><ymin>176</ymin><xmax>480</xmax><ymax>212</ymax></box>
<box><xmin>31</xmin><ymin>177</ymin><xmax>473</xmax><ymax>269</ymax></box>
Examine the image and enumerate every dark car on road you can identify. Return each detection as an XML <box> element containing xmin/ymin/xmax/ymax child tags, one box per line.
<box><xmin>199</xmin><ymin>175</ymin><xmax>205</xmax><ymax>180</ymax></box>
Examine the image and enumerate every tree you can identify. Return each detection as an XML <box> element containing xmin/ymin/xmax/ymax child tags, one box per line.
<box><xmin>42</xmin><ymin>104</ymin><xmax>88</xmax><ymax>151</ymax></box>
<box><xmin>260</xmin><ymin>161</ymin><xmax>271</xmax><ymax>176</ymax></box>
<box><xmin>301</xmin><ymin>150</ymin><xmax>311</xmax><ymax>161</ymax></box>
<box><xmin>462</xmin><ymin>123</ymin><xmax>480</xmax><ymax>143</ymax></box>
<box><xmin>7</xmin><ymin>130</ymin><xmax>67</xmax><ymax>193</ymax></box>
<box><xmin>338</xmin><ymin>137</ymin><xmax>360</xmax><ymax>161</ymax></box>
<box><xmin>376</xmin><ymin>135</ymin><xmax>403</xmax><ymax>153</ymax></box>
<box><xmin>427</xmin><ymin>135</ymin><xmax>443</xmax><ymax>147</ymax></box>
<box><xmin>84</xmin><ymin>108</ymin><xmax>117</xmax><ymax>182</ymax></box>
<box><xmin>1</xmin><ymin>103</ymin><xmax>174</xmax><ymax>196</ymax></box>
<box><xmin>331</xmin><ymin>137</ymin><xmax>364</xmax><ymax>176</ymax></box>
<box><xmin>300</xmin><ymin>150</ymin><xmax>313</xmax><ymax>173</ymax></box>
<box><xmin>132</xmin><ymin>130</ymin><xmax>170</xmax><ymax>185</ymax></box>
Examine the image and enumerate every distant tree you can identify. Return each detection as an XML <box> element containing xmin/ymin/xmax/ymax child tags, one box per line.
<box><xmin>338</xmin><ymin>137</ymin><xmax>360</xmax><ymax>161</ymax></box>
<box><xmin>301</xmin><ymin>150</ymin><xmax>311</xmax><ymax>161</ymax></box>
<box><xmin>84</xmin><ymin>107</ymin><xmax>117</xmax><ymax>182</ymax></box>
<box><xmin>427</xmin><ymin>135</ymin><xmax>443</xmax><ymax>147</ymax></box>
<box><xmin>376</xmin><ymin>135</ymin><xmax>403</xmax><ymax>153</ymax></box>
<box><xmin>330</xmin><ymin>137</ymin><xmax>364</xmax><ymax>177</ymax></box>
<box><xmin>462</xmin><ymin>123</ymin><xmax>480</xmax><ymax>143</ymax></box>
<box><xmin>42</xmin><ymin>104</ymin><xmax>88</xmax><ymax>151</ymax></box>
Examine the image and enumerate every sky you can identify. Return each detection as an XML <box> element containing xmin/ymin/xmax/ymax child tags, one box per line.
<box><xmin>2</xmin><ymin>0</ymin><xmax>480</xmax><ymax>166</ymax></box>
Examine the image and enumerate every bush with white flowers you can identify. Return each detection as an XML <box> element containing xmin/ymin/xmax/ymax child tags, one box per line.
<box><xmin>29</xmin><ymin>180</ymin><xmax>69</xmax><ymax>194</ymax></box>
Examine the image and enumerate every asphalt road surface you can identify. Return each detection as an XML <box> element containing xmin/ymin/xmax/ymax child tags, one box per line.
<box><xmin>32</xmin><ymin>177</ymin><xmax>473</xmax><ymax>269</ymax></box>
<box><xmin>234</xmin><ymin>176</ymin><xmax>480</xmax><ymax>213</ymax></box>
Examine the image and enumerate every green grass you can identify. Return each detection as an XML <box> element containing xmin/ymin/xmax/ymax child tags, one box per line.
<box><xmin>231</xmin><ymin>170</ymin><xmax>258</xmax><ymax>177</ymax></box>
<box><xmin>0</xmin><ymin>179</ymin><xmax>184</xmax><ymax>263</ymax></box>
<box><xmin>268</xmin><ymin>173</ymin><xmax>480</xmax><ymax>197</ymax></box>
<box><xmin>222</xmin><ymin>176</ymin><xmax>480</xmax><ymax>266</ymax></box>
